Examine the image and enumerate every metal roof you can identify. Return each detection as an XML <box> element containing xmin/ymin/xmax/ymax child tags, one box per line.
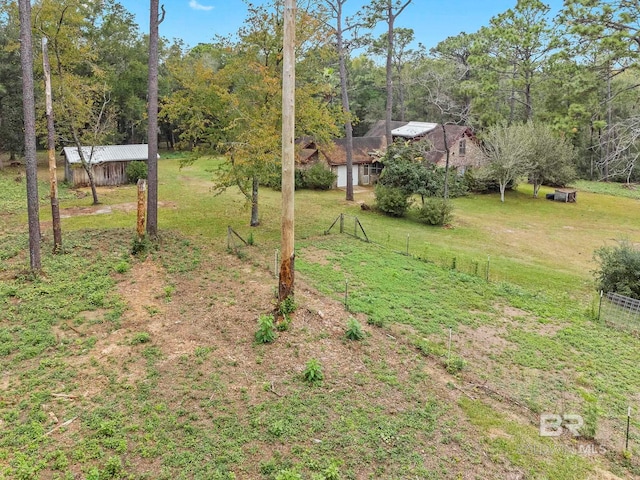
<box><xmin>63</xmin><ymin>144</ymin><xmax>154</xmax><ymax>165</ymax></box>
<box><xmin>391</xmin><ymin>121</ymin><xmax>438</xmax><ymax>138</ymax></box>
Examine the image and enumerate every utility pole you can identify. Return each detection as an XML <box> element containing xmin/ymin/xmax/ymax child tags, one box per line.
<box><xmin>279</xmin><ymin>0</ymin><xmax>296</xmax><ymax>307</ymax></box>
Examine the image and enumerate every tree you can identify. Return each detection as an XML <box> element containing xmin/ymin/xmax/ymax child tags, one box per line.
<box><xmin>19</xmin><ymin>0</ymin><xmax>42</xmax><ymax>272</ymax></box>
<box><xmin>469</xmin><ymin>0</ymin><xmax>561</xmax><ymax>126</ymax></box>
<box><xmin>35</xmin><ymin>0</ymin><xmax>121</xmax><ymax>205</ymax></box>
<box><xmin>526</xmin><ymin>122</ymin><xmax>576</xmax><ymax>197</ymax></box>
<box><xmin>480</xmin><ymin>122</ymin><xmax>531</xmax><ymax>202</ymax></box>
<box><xmin>0</xmin><ymin>4</ymin><xmax>24</xmax><ymax>163</ymax></box>
<box><xmin>365</xmin><ymin>0</ymin><xmax>413</xmax><ymax>144</ymax></box>
<box><xmin>594</xmin><ymin>240</ymin><xmax>640</xmax><ymax>300</ymax></box>
<box><xmin>369</xmin><ymin>27</ymin><xmax>416</xmax><ymax>121</ymax></box>
<box><xmin>323</xmin><ymin>0</ymin><xmax>362</xmax><ymax>201</ymax></box>
<box><xmin>561</xmin><ymin>0</ymin><xmax>640</xmax><ymax>180</ymax></box>
<box><xmin>147</xmin><ymin>0</ymin><xmax>165</xmax><ymax>238</ymax></box>
<box><xmin>599</xmin><ymin>115</ymin><xmax>640</xmax><ymax>183</ymax></box>
<box><xmin>161</xmin><ymin>1</ymin><xmax>340</xmax><ymax>227</ymax></box>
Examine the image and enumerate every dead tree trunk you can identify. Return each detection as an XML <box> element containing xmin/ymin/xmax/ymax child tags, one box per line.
<box><xmin>42</xmin><ymin>38</ymin><xmax>62</xmax><ymax>253</ymax></box>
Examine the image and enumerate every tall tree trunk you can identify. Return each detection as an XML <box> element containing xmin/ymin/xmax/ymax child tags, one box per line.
<box><xmin>71</xmin><ymin>128</ymin><xmax>100</xmax><ymax>205</ymax></box>
<box><xmin>500</xmin><ymin>182</ymin><xmax>506</xmax><ymax>203</ymax></box>
<box><xmin>384</xmin><ymin>0</ymin><xmax>394</xmax><ymax>145</ymax></box>
<box><xmin>19</xmin><ymin>0</ymin><xmax>41</xmax><ymax>272</ymax></box>
<box><xmin>147</xmin><ymin>1</ymin><xmax>163</xmax><ymax>238</ymax></box>
<box><xmin>250</xmin><ymin>175</ymin><xmax>260</xmax><ymax>226</ymax></box>
<box><xmin>42</xmin><ymin>38</ymin><xmax>62</xmax><ymax>253</ymax></box>
<box><xmin>336</xmin><ymin>0</ymin><xmax>354</xmax><ymax>202</ymax></box>
<box><xmin>279</xmin><ymin>0</ymin><xmax>296</xmax><ymax>306</ymax></box>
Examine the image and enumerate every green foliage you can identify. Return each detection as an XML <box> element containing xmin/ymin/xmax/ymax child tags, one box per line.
<box><xmin>112</xmin><ymin>260</ymin><xmax>130</xmax><ymax>274</ymax></box>
<box><xmin>275</xmin><ymin>470</ymin><xmax>303</xmax><ymax>480</ymax></box>
<box><xmin>416</xmin><ymin>198</ymin><xmax>454</xmax><ymax>226</ymax></box>
<box><xmin>278</xmin><ymin>295</ymin><xmax>297</xmax><ymax>316</ymax></box>
<box><xmin>130</xmin><ymin>332</ymin><xmax>151</xmax><ymax>345</ymax></box>
<box><xmin>303</xmin><ymin>163</ymin><xmax>337</xmax><ymax>190</ymax></box>
<box><xmin>593</xmin><ymin>240</ymin><xmax>640</xmax><ymax>299</ymax></box>
<box><xmin>374</xmin><ymin>184</ymin><xmax>411</xmax><ymax>217</ymax></box>
<box><xmin>303</xmin><ymin>358</ymin><xmax>324</xmax><ymax>384</ymax></box>
<box><xmin>580</xmin><ymin>397</ymin><xmax>599</xmax><ymax>440</ymax></box>
<box><xmin>345</xmin><ymin>318</ymin><xmax>365</xmax><ymax>341</ymax></box>
<box><xmin>444</xmin><ymin>355</ymin><xmax>466</xmax><ymax>374</ymax></box>
<box><xmin>255</xmin><ymin>314</ymin><xmax>277</xmax><ymax>344</ymax></box>
<box><xmin>125</xmin><ymin>161</ymin><xmax>148</xmax><ymax>184</ymax></box>
<box><xmin>131</xmin><ymin>236</ymin><xmax>152</xmax><ymax>256</ymax></box>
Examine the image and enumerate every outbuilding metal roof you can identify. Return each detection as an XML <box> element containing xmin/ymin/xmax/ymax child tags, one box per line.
<box><xmin>391</xmin><ymin>121</ymin><xmax>438</xmax><ymax>138</ymax></box>
<box><xmin>63</xmin><ymin>144</ymin><xmax>153</xmax><ymax>165</ymax></box>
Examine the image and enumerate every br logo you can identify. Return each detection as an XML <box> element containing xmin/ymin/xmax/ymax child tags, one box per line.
<box><xmin>539</xmin><ymin>414</ymin><xmax>584</xmax><ymax>437</ymax></box>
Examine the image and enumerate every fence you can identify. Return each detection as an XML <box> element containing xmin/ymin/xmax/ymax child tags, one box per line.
<box><xmin>599</xmin><ymin>291</ymin><xmax>640</xmax><ymax>332</ymax></box>
<box><xmin>325</xmin><ymin>213</ymin><xmax>492</xmax><ymax>282</ymax></box>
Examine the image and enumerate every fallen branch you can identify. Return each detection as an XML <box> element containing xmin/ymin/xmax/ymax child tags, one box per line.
<box><xmin>51</xmin><ymin>393</ymin><xmax>78</xmax><ymax>399</ymax></box>
<box><xmin>43</xmin><ymin>416</ymin><xmax>77</xmax><ymax>437</ymax></box>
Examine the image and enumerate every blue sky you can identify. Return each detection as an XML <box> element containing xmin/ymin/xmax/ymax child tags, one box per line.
<box><xmin>119</xmin><ymin>0</ymin><xmax>565</xmax><ymax>51</ymax></box>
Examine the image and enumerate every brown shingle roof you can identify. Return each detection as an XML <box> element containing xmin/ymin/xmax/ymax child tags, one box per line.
<box><xmin>424</xmin><ymin>125</ymin><xmax>474</xmax><ymax>164</ymax></box>
<box><xmin>322</xmin><ymin>136</ymin><xmax>387</xmax><ymax>166</ymax></box>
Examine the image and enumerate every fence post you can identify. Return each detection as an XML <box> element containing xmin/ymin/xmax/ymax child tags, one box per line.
<box><xmin>626</xmin><ymin>406</ymin><xmax>631</xmax><ymax>453</ymax></box>
<box><xmin>340</xmin><ymin>213</ymin><xmax>344</xmax><ymax>234</ymax></box>
<box><xmin>486</xmin><ymin>255</ymin><xmax>490</xmax><ymax>282</ymax></box>
<box><xmin>344</xmin><ymin>278</ymin><xmax>349</xmax><ymax>310</ymax></box>
<box><xmin>598</xmin><ymin>290</ymin><xmax>603</xmax><ymax>321</ymax></box>
<box><xmin>275</xmin><ymin>250</ymin><xmax>280</xmax><ymax>278</ymax></box>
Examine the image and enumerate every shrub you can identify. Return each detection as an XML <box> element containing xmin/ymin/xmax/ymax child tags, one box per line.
<box><xmin>445</xmin><ymin>355</ymin><xmax>466</xmax><ymax>374</ymax></box>
<box><xmin>126</xmin><ymin>161</ymin><xmax>148</xmax><ymax>183</ymax></box>
<box><xmin>375</xmin><ymin>184</ymin><xmax>411</xmax><ymax>217</ymax></box>
<box><xmin>275</xmin><ymin>470</ymin><xmax>302</xmax><ymax>480</ymax></box>
<box><xmin>345</xmin><ymin>318</ymin><xmax>365</xmax><ymax>341</ymax></box>
<box><xmin>593</xmin><ymin>240</ymin><xmax>640</xmax><ymax>299</ymax></box>
<box><xmin>417</xmin><ymin>198</ymin><xmax>454</xmax><ymax>226</ymax></box>
<box><xmin>255</xmin><ymin>314</ymin><xmax>277</xmax><ymax>344</ymax></box>
<box><xmin>303</xmin><ymin>163</ymin><xmax>336</xmax><ymax>190</ymax></box>
<box><xmin>303</xmin><ymin>358</ymin><xmax>324</xmax><ymax>384</ymax></box>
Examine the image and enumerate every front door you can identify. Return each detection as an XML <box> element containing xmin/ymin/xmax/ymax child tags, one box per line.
<box><xmin>362</xmin><ymin>164</ymin><xmax>370</xmax><ymax>185</ymax></box>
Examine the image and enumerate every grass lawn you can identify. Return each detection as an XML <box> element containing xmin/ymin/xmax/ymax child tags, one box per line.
<box><xmin>1</xmin><ymin>155</ymin><xmax>640</xmax><ymax>479</ymax></box>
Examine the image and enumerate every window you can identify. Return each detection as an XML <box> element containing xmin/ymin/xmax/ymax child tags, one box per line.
<box><xmin>459</xmin><ymin>139</ymin><xmax>466</xmax><ymax>156</ymax></box>
<box><xmin>370</xmin><ymin>162</ymin><xmax>383</xmax><ymax>175</ymax></box>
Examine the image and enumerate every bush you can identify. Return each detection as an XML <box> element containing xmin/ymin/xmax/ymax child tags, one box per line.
<box><xmin>417</xmin><ymin>198</ymin><xmax>454</xmax><ymax>226</ymax></box>
<box><xmin>593</xmin><ymin>240</ymin><xmax>640</xmax><ymax>299</ymax></box>
<box><xmin>304</xmin><ymin>163</ymin><xmax>336</xmax><ymax>190</ymax></box>
<box><xmin>375</xmin><ymin>184</ymin><xmax>411</xmax><ymax>217</ymax></box>
<box><xmin>255</xmin><ymin>314</ymin><xmax>277</xmax><ymax>344</ymax></box>
<box><xmin>345</xmin><ymin>318</ymin><xmax>365</xmax><ymax>341</ymax></box>
<box><xmin>263</xmin><ymin>167</ymin><xmax>307</xmax><ymax>190</ymax></box>
<box><xmin>126</xmin><ymin>161</ymin><xmax>148</xmax><ymax>183</ymax></box>
<box><xmin>303</xmin><ymin>358</ymin><xmax>324</xmax><ymax>384</ymax></box>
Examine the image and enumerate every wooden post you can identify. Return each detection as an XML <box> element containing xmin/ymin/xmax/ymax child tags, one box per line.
<box><xmin>278</xmin><ymin>0</ymin><xmax>296</xmax><ymax>307</ymax></box>
<box><xmin>42</xmin><ymin>38</ymin><xmax>62</xmax><ymax>253</ymax></box>
<box><xmin>137</xmin><ymin>179</ymin><xmax>147</xmax><ymax>240</ymax></box>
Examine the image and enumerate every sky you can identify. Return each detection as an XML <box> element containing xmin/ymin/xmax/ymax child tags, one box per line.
<box><xmin>118</xmin><ymin>0</ymin><xmax>565</xmax><ymax>52</ymax></box>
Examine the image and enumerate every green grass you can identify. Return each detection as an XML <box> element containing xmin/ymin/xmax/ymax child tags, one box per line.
<box><xmin>572</xmin><ymin>179</ymin><xmax>640</xmax><ymax>199</ymax></box>
<box><xmin>2</xmin><ymin>156</ymin><xmax>640</xmax><ymax>478</ymax></box>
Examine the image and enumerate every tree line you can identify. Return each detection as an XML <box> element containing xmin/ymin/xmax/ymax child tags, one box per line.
<box><xmin>4</xmin><ymin>1</ymin><xmax>640</xmax><ymax>249</ymax></box>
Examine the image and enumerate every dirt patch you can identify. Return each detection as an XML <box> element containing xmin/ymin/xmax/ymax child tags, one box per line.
<box><xmin>300</xmin><ymin>246</ymin><xmax>331</xmax><ymax>266</ymax></box>
<box><xmin>57</xmin><ymin>201</ymin><xmax>176</xmax><ymax>218</ymax></box>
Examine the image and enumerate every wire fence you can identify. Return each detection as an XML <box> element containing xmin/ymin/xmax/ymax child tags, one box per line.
<box><xmin>599</xmin><ymin>291</ymin><xmax>640</xmax><ymax>333</ymax></box>
<box><xmin>325</xmin><ymin>213</ymin><xmax>493</xmax><ymax>282</ymax></box>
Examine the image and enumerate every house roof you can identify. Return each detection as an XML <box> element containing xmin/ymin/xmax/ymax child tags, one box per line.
<box><xmin>392</xmin><ymin>121</ymin><xmax>438</xmax><ymax>138</ymax></box>
<box><xmin>322</xmin><ymin>136</ymin><xmax>387</xmax><ymax>166</ymax></box>
<box><xmin>63</xmin><ymin>144</ymin><xmax>154</xmax><ymax>165</ymax></box>
<box><xmin>364</xmin><ymin>120</ymin><xmax>408</xmax><ymax>138</ymax></box>
<box><xmin>424</xmin><ymin>125</ymin><xmax>474</xmax><ymax>164</ymax></box>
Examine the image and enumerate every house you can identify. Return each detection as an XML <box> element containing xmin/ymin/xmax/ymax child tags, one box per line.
<box><xmin>297</xmin><ymin>136</ymin><xmax>387</xmax><ymax>188</ymax></box>
<box><xmin>63</xmin><ymin>144</ymin><xmax>155</xmax><ymax>187</ymax></box>
<box><xmin>365</xmin><ymin>120</ymin><xmax>484</xmax><ymax>174</ymax></box>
